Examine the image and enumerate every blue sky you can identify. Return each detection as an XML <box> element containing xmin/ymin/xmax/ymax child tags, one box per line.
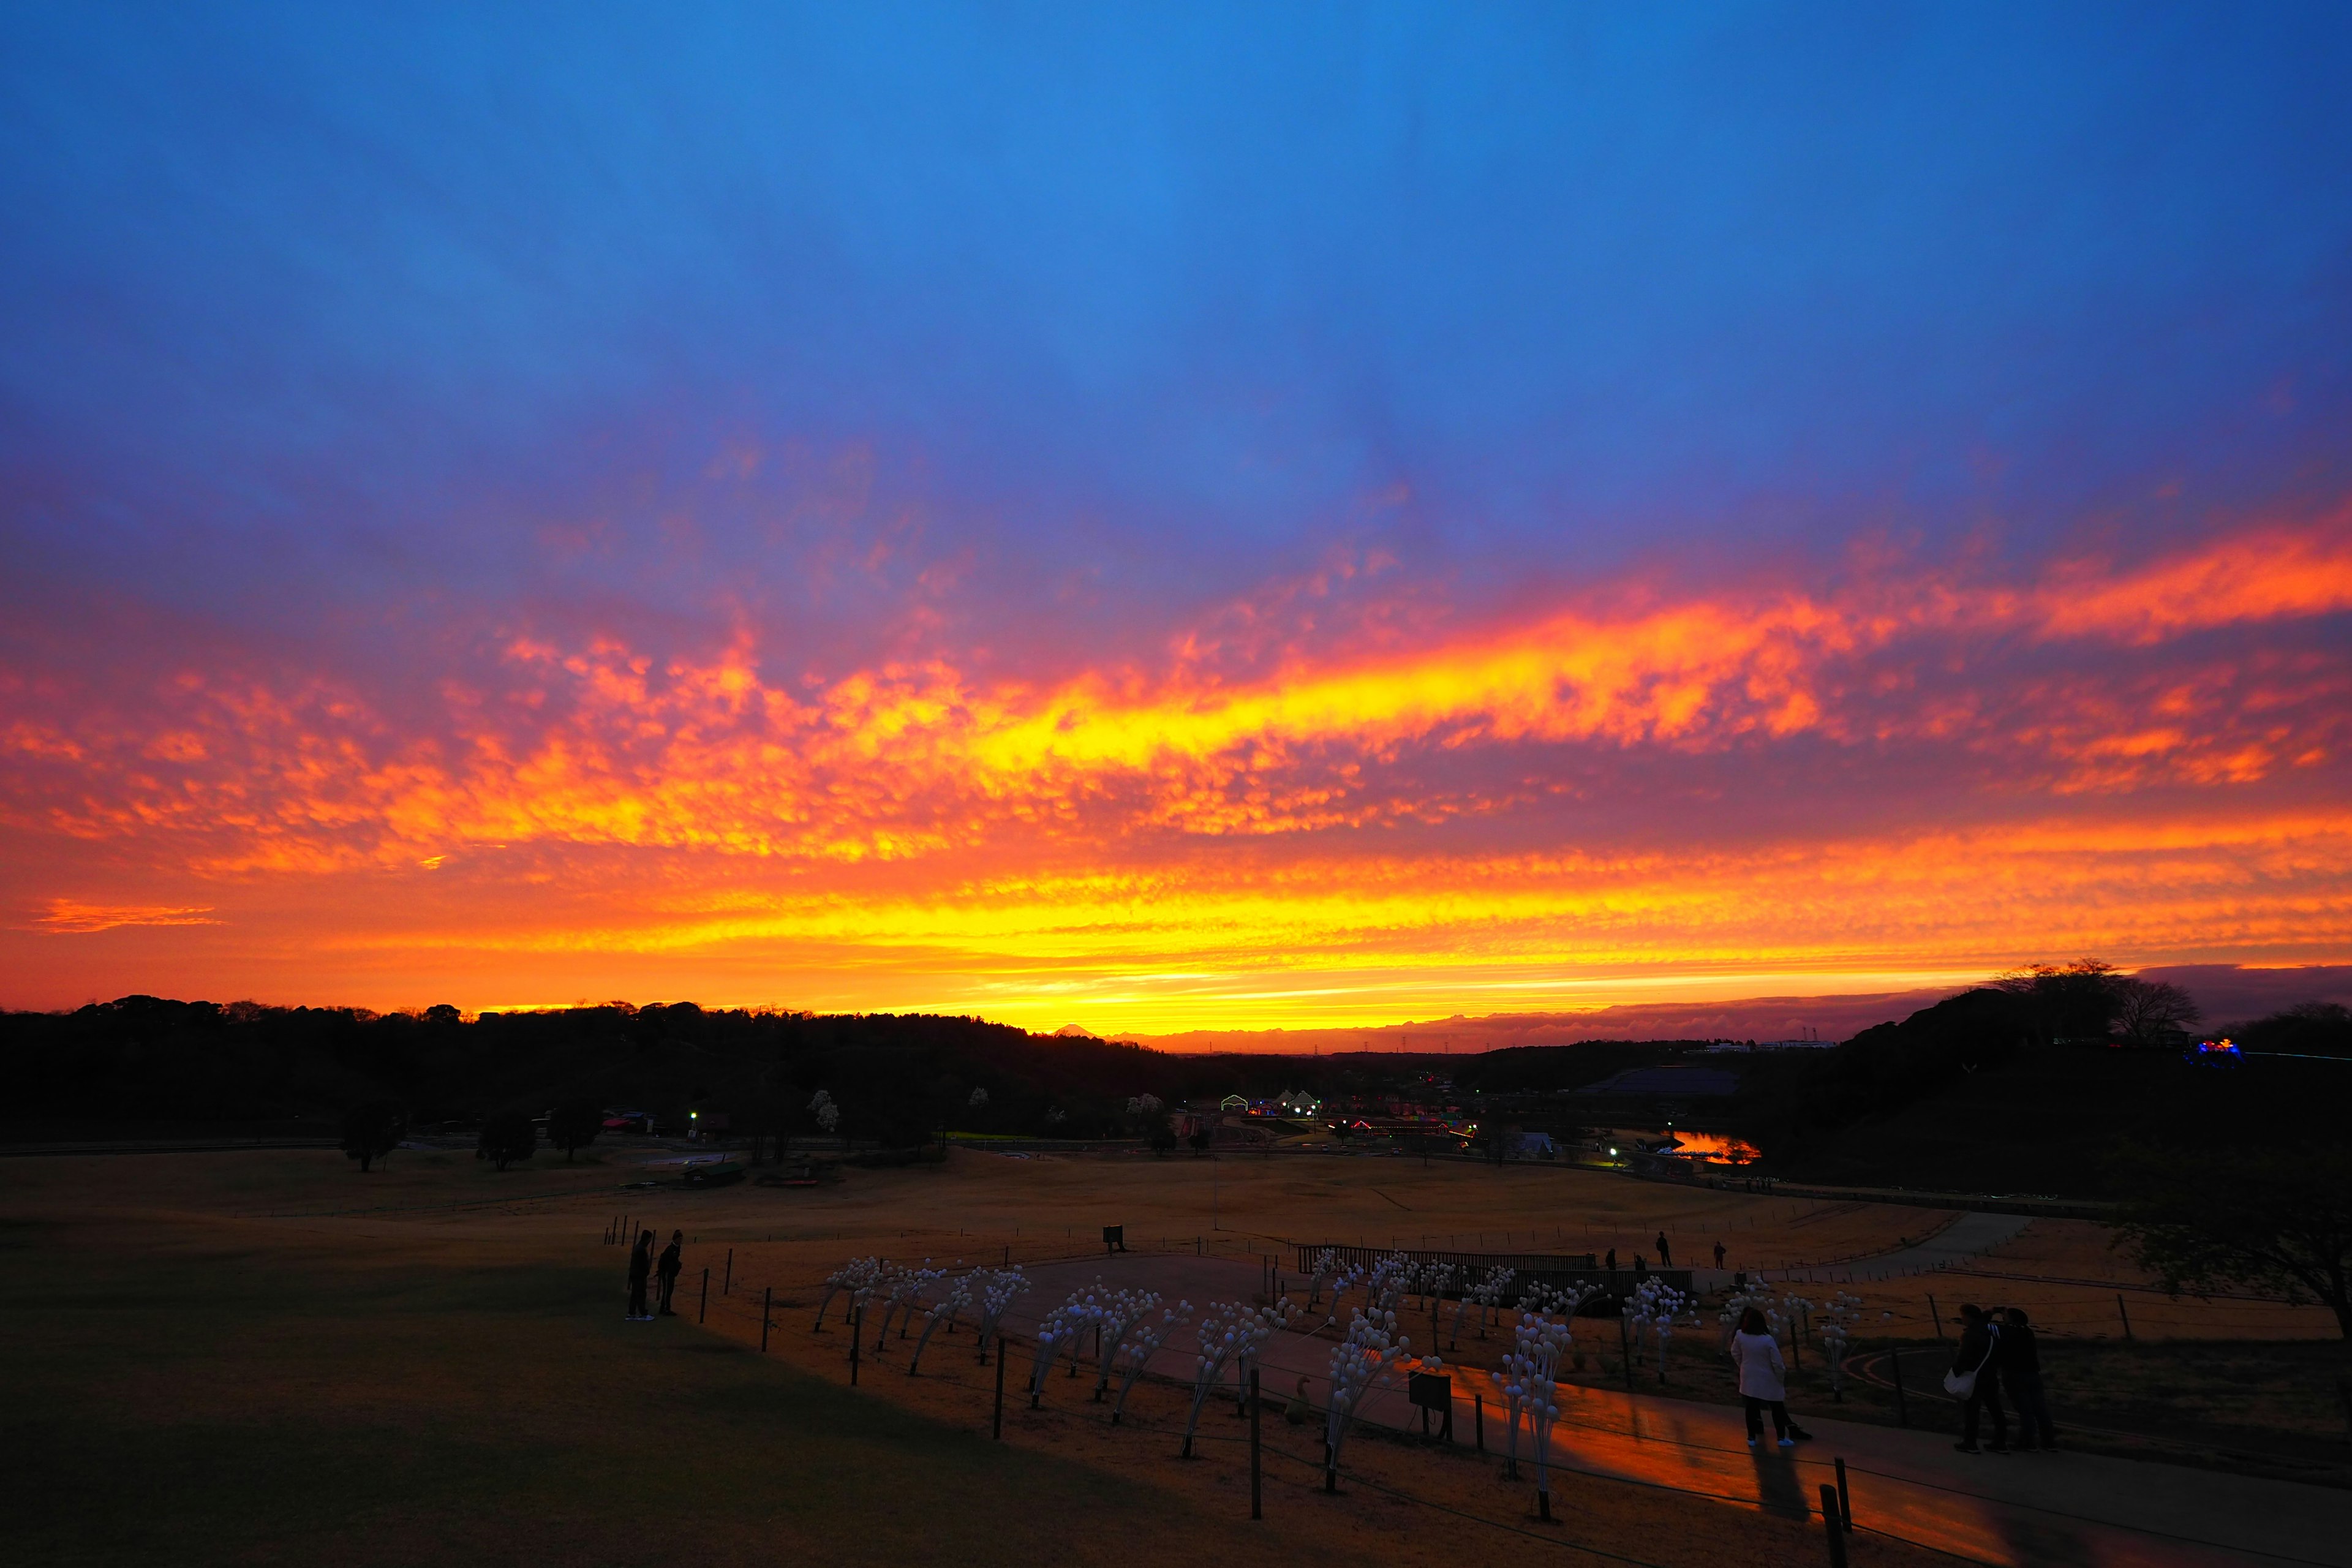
<box><xmin>4</xmin><ymin>6</ymin><xmax>2351</xmax><ymax>1020</ymax></box>
<box><xmin>7</xmin><ymin>5</ymin><xmax>2347</xmax><ymax>652</ymax></box>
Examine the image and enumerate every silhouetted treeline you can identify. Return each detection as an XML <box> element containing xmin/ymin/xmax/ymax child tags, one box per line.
<box><xmin>2</xmin><ymin>995</ymin><xmax>1523</xmax><ymax>1142</ymax></box>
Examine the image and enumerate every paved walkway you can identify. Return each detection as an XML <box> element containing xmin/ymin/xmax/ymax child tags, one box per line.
<box><xmin>1670</xmin><ymin>1210</ymin><xmax>2038</xmax><ymax>1294</ymax></box>
<box><xmin>1000</xmin><ymin>1254</ymin><xmax>2346</xmax><ymax>1568</ymax></box>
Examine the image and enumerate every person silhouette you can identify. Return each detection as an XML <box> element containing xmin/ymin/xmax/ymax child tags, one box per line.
<box><xmin>1713</xmin><ymin>1240</ymin><xmax>1727</xmax><ymax>1268</ymax></box>
<box><xmin>1656</xmin><ymin>1232</ymin><xmax>1672</xmax><ymax>1267</ymax></box>
<box><xmin>657</xmin><ymin>1229</ymin><xmax>684</xmax><ymax>1316</ymax></box>
<box><xmin>627</xmin><ymin>1229</ymin><xmax>654</xmax><ymax>1321</ymax></box>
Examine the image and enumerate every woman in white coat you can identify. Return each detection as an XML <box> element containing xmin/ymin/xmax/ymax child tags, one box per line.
<box><xmin>1731</xmin><ymin>1306</ymin><xmax>1814</xmax><ymax>1447</ymax></box>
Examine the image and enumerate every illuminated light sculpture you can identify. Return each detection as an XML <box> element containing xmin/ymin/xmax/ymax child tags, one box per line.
<box><xmin>814</xmin><ymin>1256</ymin><xmax>883</xmax><ymax>1332</ymax></box>
<box><xmin>1817</xmin><ymin>1291</ymin><xmax>1864</xmax><ymax>1399</ymax></box>
<box><xmin>907</xmin><ymin>1271</ymin><xmax>973</xmax><ymax>1376</ymax></box>
<box><xmin>971</xmin><ymin>1265</ymin><xmax>1028</xmax><ymax>1365</ymax></box>
<box><xmin>1110</xmin><ymin>1302</ymin><xmax>1190</xmax><ymax>1425</ymax></box>
<box><xmin>1450</xmin><ymin>1265</ymin><xmax>1515</xmax><ymax>1347</ymax></box>
<box><xmin>1360</xmin><ymin>1251</ymin><xmax>1415</xmax><ymax>1319</ymax></box>
<box><xmin>1626</xmin><ymin>1277</ymin><xmax>1688</xmax><ymax>1382</ymax></box>
<box><xmin>1090</xmin><ymin>1285</ymin><xmax>1166</xmax><ymax>1402</ymax></box>
<box><xmin>1324</xmin><ymin>1309</ymin><xmax>1411</xmax><ymax>1492</ymax></box>
<box><xmin>1231</xmin><ymin>1296</ymin><xmax>1297</xmax><ymax>1415</ymax></box>
<box><xmin>1029</xmin><ymin>1295</ymin><xmax>1099</xmax><ymax>1408</ymax></box>
<box><xmin>1779</xmin><ymin>1289</ymin><xmax>1817</xmax><ymax>1371</ymax></box>
<box><xmin>873</xmin><ymin>1261</ymin><xmax>941</xmax><ymax>1349</ymax></box>
<box><xmin>1303</xmin><ymin>1247</ymin><xmax>1343</xmax><ymax>1311</ymax></box>
<box><xmin>1494</xmin><ymin>1311</ymin><xmax>1572</xmax><ymax>1514</ymax></box>
<box><xmin>1182</xmin><ymin>1301</ymin><xmax>1251</xmax><ymax>1457</ymax></box>
<box><xmin>2185</xmin><ymin>1038</ymin><xmax>2242</xmax><ymax>1068</ymax></box>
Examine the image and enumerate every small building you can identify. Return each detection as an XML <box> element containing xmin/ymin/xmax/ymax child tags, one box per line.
<box><xmin>1276</xmin><ymin>1088</ymin><xmax>1323</xmax><ymax>1116</ymax></box>
<box><xmin>1219</xmin><ymin>1093</ymin><xmax>1249</xmax><ymax>1113</ymax></box>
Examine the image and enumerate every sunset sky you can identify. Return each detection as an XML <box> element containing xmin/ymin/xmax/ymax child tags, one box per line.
<box><xmin>4</xmin><ymin>7</ymin><xmax>2351</xmax><ymax>1030</ymax></box>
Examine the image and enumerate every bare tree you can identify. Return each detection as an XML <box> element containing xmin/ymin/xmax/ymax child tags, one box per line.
<box><xmin>2111</xmin><ymin>978</ymin><xmax>2201</xmax><ymax>1045</ymax></box>
<box><xmin>2114</xmin><ymin>1143</ymin><xmax>2352</xmax><ymax>1339</ymax></box>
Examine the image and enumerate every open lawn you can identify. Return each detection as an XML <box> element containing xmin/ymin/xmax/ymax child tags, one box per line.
<box><xmin>4</xmin><ymin>1142</ymin><xmax>2343</xmax><ymax>1565</ymax></box>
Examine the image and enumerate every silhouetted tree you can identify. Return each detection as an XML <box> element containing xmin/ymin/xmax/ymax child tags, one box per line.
<box><xmin>2111</xmin><ymin>979</ymin><xmax>2201</xmax><ymax>1045</ymax></box>
<box><xmin>1994</xmin><ymin>959</ymin><xmax>2122</xmax><ymax>1040</ymax></box>
<box><xmin>2113</xmin><ymin>1141</ymin><xmax>2352</xmax><ymax>1339</ymax></box>
<box><xmin>341</xmin><ymin>1101</ymin><xmax>405</xmax><ymax>1173</ymax></box>
<box><xmin>477</xmin><ymin>1110</ymin><xmax>537</xmax><ymax>1170</ymax></box>
<box><xmin>546</xmin><ymin>1097</ymin><xmax>603</xmax><ymax>1161</ymax></box>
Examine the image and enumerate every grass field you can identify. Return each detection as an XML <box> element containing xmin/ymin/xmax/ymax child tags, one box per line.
<box><xmin>5</xmin><ymin>1142</ymin><xmax>2344</xmax><ymax>1564</ymax></box>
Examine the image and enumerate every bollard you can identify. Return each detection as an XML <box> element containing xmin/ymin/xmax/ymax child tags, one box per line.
<box><xmin>1249</xmin><ymin>1368</ymin><xmax>1262</xmax><ymax>1520</ymax></box>
<box><xmin>2117</xmin><ymin>1294</ymin><xmax>2133</xmax><ymax>1342</ymax></box>
<box><xmin>699</xmin><ymin>1267</ymin><xmax>709</xmax><ymax>1325</ymax></box>
<box><xmin>992</xmin><ymin>1333</ymin><xmax>1006</xmax><ymax>1439</ymax></box>
<box><xmin>1819</xmin><ymin>1484</ymin><xmax>1849</xmax><ymax>1567</ymax></box>
<box><xmin>725</xmin><ymin>1248</ymin><xmax>733</xmax><ymax>1295</ymax></box>
<box><xmin>1474</xmin><ymin>1392</ymin><xmax>1485</xmax><ymax>1452</ymax></box>
<box><xmin>1539</xmin><ymin>1488</ymin><xmax>1553</xmax><ymax>1523</ymax></box>
<box><xmin>761</xmin><ymin>1286</ymin><xmax>772</xmax><ymax>1352</ymax></box>
<box><xmin>1835</xmin><ymin>1457</ymin><xmax>1852</xmax><ymax>1531</ymax></box>
<box><xmin>1890</xmin><ymin>1346</ymin><xmax>1908</xmax><ymax>1427</ymax></box>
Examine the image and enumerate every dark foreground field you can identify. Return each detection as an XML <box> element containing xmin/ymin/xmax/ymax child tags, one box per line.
<box><xmin>15</xmin><ymin>1145</ymin><xmax>2348</xmax><ymax>1567</ymax></box>
<box><xmin>4</xmin><ymin>1217</ymin><xmax>1245</xmax><ymax>1567</ymax></box>
<box><xmin>2</xmin><ymin>1152</ymin><xmax>1962</xmax><ymax>1568</ymax></box>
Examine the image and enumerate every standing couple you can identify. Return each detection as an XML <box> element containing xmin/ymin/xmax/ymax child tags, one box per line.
<box><xmin>1947</xmin><ymin>1303</ymin><xmax>2057</xmax><ymax>1453</ymax></box>
<box><xmin>625</xmin><ymin>1229</ymin><xmax>685</xmax><ymax>1321</ymax></box>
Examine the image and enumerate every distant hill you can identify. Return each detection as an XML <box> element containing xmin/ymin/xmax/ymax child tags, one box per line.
<box><xmin>1730</xmin><ymin>989</ymin><xmax>2351</xmax><ymax>1196</ymax></box>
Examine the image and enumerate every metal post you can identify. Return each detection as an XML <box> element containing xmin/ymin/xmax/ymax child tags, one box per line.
<box><xmin>1927</xmin><ymin>1294</ymin><xmax>1944</xmax><ymax>1340</ymax></box>
<box><xmin>1249</xmin><ymin>1368</ymin><xmax>1262</xmax><ymax>1520</ymax></box>
<box><xmin>1890</xmin><ymin>1347</ymin><xmax>1908</xmax><ymax>1427</ymax></box>
<box><xmin>761</xmin><ymin>1286</ymin><xmax>771</xmax><ymax>1353</ymax></box>
<box><xmin>1819</xmin><ymin>1485</ymin><xmax>1849</xmax><ymax>1567</ymax></box>
<box><xmin>725</xmin><ymin>1248</ymin><xmax>733</xmax><ymax>1295</ymax></box>
<box><xmin>1619</xmin><ymin>1313</ymin><xmax>1634</xmax><ymax>1390</ymax></box>
<box><xmin>699</xmin><ymin>1267</ymin><xmax>709</xmax><ymax>1325</ymax></box>
<box><xmin>992</xmin><ymin>1334</ymin><xmax>1006</xmax><ymax>1439</ymax></box>
<box><xmin>2117</xmin><ymin>1294</ymin><xmax>2133</xmax><ymax>1341</ymax></box>
<box><xmin>1835</xmin><ymin>1457</ymin><xmax>1852</xmax><ymax>1531</ymax></box>
<box><xmin>850</xmin><ymin>1306</ymin><xmax>861</xmax><ymax>1384</ymax></box>
<box><xmin>1474</xmin><ymin>1392</ymin><xmax>1485</xmax><ymax>1452</ymax></box>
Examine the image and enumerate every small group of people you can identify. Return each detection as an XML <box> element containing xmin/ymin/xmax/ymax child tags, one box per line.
<box><xmin>625</xmin><ymin>1227</ymin><xmax>685</xmax><ymax>1321</ymax></box>
<box><xmin>1728</xmin><ymin>1298</ymin><xmax>2056</xmax><ymax>1454</ymax></box>
<box><xmin>1604</xmin><ymin>1234</ymin><xmax>1731</xmax><ymax>1273</ymax></box>
<box><xmin>1946</xmin><ymin>1302</ymin><xmax>2057</xmax><ymax>1454</ymax></box>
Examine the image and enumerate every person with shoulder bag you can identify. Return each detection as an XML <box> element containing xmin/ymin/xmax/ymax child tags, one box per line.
<box><xmin>1946</xmin><ymin>1303</ymin><xmax>2008</xmax><ymax>1453</ymax></box>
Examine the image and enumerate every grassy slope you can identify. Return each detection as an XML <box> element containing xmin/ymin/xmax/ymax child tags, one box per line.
<box><xmin>0</xmin><ymin>1213</ymin><xmax>1281</xmax><ymax>1568</ymax></box>
<box><xmin>1774</xmin><ymin>1052</ymin><xmax>2143</xmax><ymax>1194</ymax></box>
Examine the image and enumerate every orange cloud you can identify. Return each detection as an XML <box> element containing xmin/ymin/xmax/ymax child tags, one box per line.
<box><xmin>2</xmin><ymin>513</ymin><xmax>2348</xmax><ymax>1018</ymax></box>
<box><xmin>30</xmin><ymin>900</ymin><xmax>219</xmax><ymax>934</ymax></box>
